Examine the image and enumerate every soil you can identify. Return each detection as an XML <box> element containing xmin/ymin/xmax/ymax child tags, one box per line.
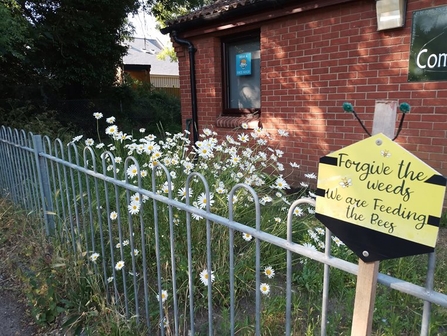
<box><xmin>0</xmin><ymin>273</ymin><xmax>39</xmax><ymax>336</ymax></box>
<box><xmin>0</xmin><ymin>228</ymin><xmax>445</xmax><ymax>336</ymax></box>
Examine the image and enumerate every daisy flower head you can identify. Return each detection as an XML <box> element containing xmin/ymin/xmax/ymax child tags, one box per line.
<box><xmin>126</xmin><ymin>164</ymin><xmax>139</xmax><ymax>179</ymax></box>
<box><xmin>241</xmin><ymin>122</ymin><xmax>248</xmax><ymax>129</ymax></box>
<box><xmin>203</xmin><ymin>128</ymin><xmax>213</xmax><ymax>136</ymax></box>
<box><xmin>305</xmin><ymin>172</ymin><xmax>317</xmax><ymax>179</ymax></box>
<box><xmin>272</xmin><ymin>176</ymin><xmax>290</xmax><ymax>190</ymax></box>
<box><xmin>332</xmin><ymin>236</ymin><xmax>344</xmax><ymax>247</ymax></box>
<box><xmin>85</xmin><ymin>138</ymin><xmax>94</xmax><ymax>146</ymax></box>
<box><xmin>264</xmin><ymin>266</ymin><xmax>275</xmax><ymax>279</ymax></box>
<box><xmin>157</xmin><ymin>289</ymin><xmax>169</xmax><ymax>303</ymax></box>
<box><xmin>315</xmin><ymin>227</ymin><xmax>325</xmax><ymax>235</ymax></box>
<box><xmin>303</xmin><ymin>242</ymin><xmax>317</xmax><ymax>251</ymax></box>
<box><xmin>139</xmin><ymin>128</ymin><xmax>146</xmax><ymax>133</ymax></box>
<box><xmin>178</xmin><ymin>187</ymin><xmax>192</xmax><ymax>201</ymax></box>
<box><xmin>89</xmin><ymin>252</ymin><xmax>100</xmax><ymax>263</ymax></box>
<box><xmin>197</xmin><ymin>192</ymin><xmax>214</xmax><ymax>209</ymax></box>
<box><xmin>237</xmin><ymin>133</ymin><xmax>250</xmax><ymax>143</ymax></box>
<box><xmin>293</xmin><ymin>207</ymin><xmax>304</xmax><ymax>217</ymax></box>
<box><xmin>105</xmin><ymin>125</ymin><xmax>118</xmax><ymax>135</ymax></box>
<box><xmin>106</xmin><ymin>116</ymin><xmax>115</xmax><ymax>124</ymax></box>
<box><xmin>72</xmin><ymin>135</ymin><xmax>83</xmax><ymax>143</ymax></box>
<box><xmin>290</xmin><ymin>162</ymin><xmax>300</xmax><ymax>168</ymax></box>
<box><xmin>278</xmin><ymin>129</ymin><xmax>289</xmax><ymax>137</ymax></box>
<box><xmin>128</xmin><ymin>201</ymin><xmax>140</xmax><ymax>215</ymax></box>
<box><xmin>107</xmin><ymin>276</ymin><xmax>114</xmax><ymax>283</ymax></box>
<box><xmin>109</xmin><ymin>211</ymin><xmax>118</xmax><ymax>220</ymax></box>
<box><xmin>130</xmin><ymin>193</ymin><xmax>140</xmax><ymax>204</ymax></box>
<box><xmin>115</xmin><ymin>260</ymin><xmax>125</xmax><ymax>271</ymax></box>
<box><xmin>93</xmin><ymin>112</ymin><xmax>103</xmax><ymax>119</ymax></box>
<box><xmin>199</xmin><ymin>269</ymin><xmax>215</xmax><ymax>286</ymax></box>
<box><xmin>215</xmin><ymin>185</ymin><xmax>226</xmax><ymax>194</ymax></box>
<box><xmin>122</xmin><ymin>239</ymin><xmax>129</xmax><ymax>247</ymax></box>
<box><xmin>242</xmin><ymin>232</ymin><xmax>253</xmax><ymax>241</ymax></box>
<box><xmin>260</xmin><ymin>283</ymin><xmax>270</xmax><ymax>295</ymax></box>
<box><xmin>132</xmin><ymin>249</ymin><xmax>139</xmax><ymax>256</ymax></box>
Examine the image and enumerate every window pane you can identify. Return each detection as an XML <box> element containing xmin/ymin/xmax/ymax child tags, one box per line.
<box><xmin>228</xmin><ymin>37</ymin><xmax>260</xmax><ymax>109</ymax></box>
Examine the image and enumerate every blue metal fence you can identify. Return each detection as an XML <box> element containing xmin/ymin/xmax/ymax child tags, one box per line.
<box><xmin>0</xmin><ymin>125</ymin><xmax>446</xmax><ymax>335</ymax></box>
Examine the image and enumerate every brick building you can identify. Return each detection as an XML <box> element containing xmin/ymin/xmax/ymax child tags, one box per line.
<box><xmin>161</xmin><ymin>0</ymin><xmax>447</xmax><ymax>188</ymax></box>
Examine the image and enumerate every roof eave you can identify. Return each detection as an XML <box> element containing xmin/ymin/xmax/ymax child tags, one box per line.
<box><xmin>160</xmin><ymin>0</ymin><xmax>291</xmax><ymax>35</ymax></box>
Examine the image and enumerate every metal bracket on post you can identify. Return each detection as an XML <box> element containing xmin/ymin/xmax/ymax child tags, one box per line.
<box><xmin>32</xmin><ymin>135</ymin><xmax>55</xmax><ymax>236</ymax></box>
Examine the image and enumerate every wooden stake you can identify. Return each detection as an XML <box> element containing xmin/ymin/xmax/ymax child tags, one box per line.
<box><xmin>351</xmin><ymin>260</ymin><xmax>380</xmax><ymax>335</ymax></box>
<box><xmin>351</xmin><ymin>100</ymin><xmax>397</xmax><ymax>335</ymax></box>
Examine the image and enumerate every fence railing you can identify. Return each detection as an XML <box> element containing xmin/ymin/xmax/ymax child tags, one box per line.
<box><xmin>0</xmin><ymin>125</ymin><xmax>446</xmax><ymax>335</ymax></box>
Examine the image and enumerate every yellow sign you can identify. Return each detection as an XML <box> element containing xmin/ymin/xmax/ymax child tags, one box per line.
<box><xmin>315</xmin><ymin>133</ymin><xmax>446</xmax><ymax>261</ymax></box>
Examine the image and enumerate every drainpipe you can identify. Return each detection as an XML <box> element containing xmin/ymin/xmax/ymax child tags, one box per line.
<box><xmin>172</xmin><ymin>31</ymin><xmax>199</xmax><ymax>146</ymax></box>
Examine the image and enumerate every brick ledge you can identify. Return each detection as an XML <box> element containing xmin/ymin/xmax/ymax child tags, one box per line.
<box><xmin>216</xmin><ymin>115</ymin><xmax>261</xmax><ymax>129</ymax></box>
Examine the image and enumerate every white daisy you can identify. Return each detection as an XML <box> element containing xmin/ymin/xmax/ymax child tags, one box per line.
<box><xmin>178</xmin><ymin>187</ymin><xmax>192</xmax><ymax>200</ymax></box>
<box><xmin>199</xmin><ymin>269</ymin><xmax>215</xmax><ymax>286</ymax></box>
<box><xmin>242</xmin><ymin>233</ymin><xmax>253</xmax><ymax>241</ymax></box>
<box><xmin>109</xmin><ymin>211</ymin><xmax>118</xmax><ymax>220</ymax></box>
<box><xmin>278</xmin><ymin>129</ymin><xmax>289</xmax><ymax>137</ymax></box>
<box><xmin>89</xmin><ymin>252</ymin><xmax>100</xmax><ymax>262</ymax></box>
<box><xmin>332</xmin><ymin>236</ymin><xmax>344</xmax><ymax>247</ymax></box>
<box><xmin>303</xmin><ymin>242</ymin><xmax>317</xmax><ymax>250</ymax></box>
<box><xmin>106</xmin><ymin>116</ymin><xmax>115</xmax><ymax>124</ymax></box>
<box><xmin>264</xmin><ymin>266</ymin><xmax>275</xmax><ymax>279</ymax></box>
<box><xmin>72</xmin><ymin>135</ymin><xmax>83</xmax><ymax>142</ymax></box>
<box><xmin>115</xmin><ymin>260</ymin><xmax>125</xmax><ymax>271</ymax></box>
<box><xmin>260</xmin><ymin>283</ymin><xmax>270</xmax><ymax>295</ymax></box>
<box><xmin>128</xmin><ymin>201</ymin><xmax>140</xmax><ymax>215</ymax></box>
<box><xmin>93</xmin><ymin>112</ymin><xmax>103</xmax><ymax>119</ymax></box>
<box><xmin>197</xmin><ymin>192</ymin><xmax>214</xmax><ymax>209</ymax></box>
<box><xmin>157</xmin><ymin>289</ymin><xmax>168</xmax><ymax>303</ymax></box>
<box><xmin>126</xmin><ymin>164</ymin><xmax>138</xmax><ymax>178</ymax></box>
<box><xmin>272</xmin><ymin>176</ymin><xmax>290</xmax><ymax>190</ymax></box>
<box><xmin>105</xmin><ymin>125</ymin><xmax>118</xmax><ymax>135</ymax></box>
<box><xmin>293</xmin><ymin>207</ymin><xmax>304</xmax><ymax>216</ymax></box>
<box><xmin>85</xmin><ymin>138</ymin><xmax>94</xmax><ymax>146</ymax></box>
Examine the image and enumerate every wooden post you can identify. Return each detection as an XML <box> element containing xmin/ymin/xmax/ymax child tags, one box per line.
<box><xmin>350</xmin><ymin>100</ymin><xmax>397</xmax><ymax>335</ymax></box>
<box><xmin>351</xmin><ymin>260</ymin><xmax>380</xmax><ymax>334</ymax></box>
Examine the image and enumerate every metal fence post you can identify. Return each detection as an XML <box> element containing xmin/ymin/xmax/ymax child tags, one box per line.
<box><xmin>32</xmin><ymin>134</ymin><xmax>55</xmax><ymax>235</ymax></box>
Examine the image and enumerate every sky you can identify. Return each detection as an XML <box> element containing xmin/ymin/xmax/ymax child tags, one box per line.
<box><xmin>128</xmin><ymin>11</ymin><xmax>171</xmax><ymax>46</ymax></box>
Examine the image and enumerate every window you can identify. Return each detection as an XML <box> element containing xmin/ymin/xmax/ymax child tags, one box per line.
<box><xmin>222</xmin><ymin>31</ymin><xmax>261</xmax><ymax>116</ymax></box>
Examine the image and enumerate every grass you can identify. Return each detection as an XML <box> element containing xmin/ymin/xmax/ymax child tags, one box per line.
<box><xmin>1</xmin><ymin>114</ymin><xmax>447</xmax><ymax>335</ymax></box>
<box><xmin>1</xmin><ymin>197</ymin><xmax>447</xmax><ymax>335</ymax></box>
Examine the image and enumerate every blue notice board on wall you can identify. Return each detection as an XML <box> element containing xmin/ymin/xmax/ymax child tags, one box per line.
<box><xmin>236</xmin><ymin>53</ymin><xmax>252</xmax><ymax>76</ymax></box>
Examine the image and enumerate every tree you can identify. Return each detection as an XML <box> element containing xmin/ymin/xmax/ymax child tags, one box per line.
<box><xmin>8</xmin><ymin>0</ymin><xmax>141</xmax><ymax>99</ymax></box>
<box><xmin>0</xmin><ymin>1</ymin><xmax>37</xmax><ymax>99</ymax></box>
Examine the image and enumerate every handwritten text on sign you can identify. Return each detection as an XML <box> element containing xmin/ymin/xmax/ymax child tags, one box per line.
<box><xmin>316</xmin><ymin>134</ymin><xmax>446</xmax><ymax>248</ymax></box>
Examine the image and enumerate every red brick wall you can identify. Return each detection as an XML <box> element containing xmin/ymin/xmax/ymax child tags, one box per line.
<box><xmin>174</xmin><ymin>0</ymin><xmax>447</xmax><ymax>187</ymax></box>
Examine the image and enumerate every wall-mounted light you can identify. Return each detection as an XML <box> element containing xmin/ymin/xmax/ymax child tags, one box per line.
<box><xmin>376</xmin><ymin>0</ymin><xmax>407</xmax><ymax>31</ymax></box>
